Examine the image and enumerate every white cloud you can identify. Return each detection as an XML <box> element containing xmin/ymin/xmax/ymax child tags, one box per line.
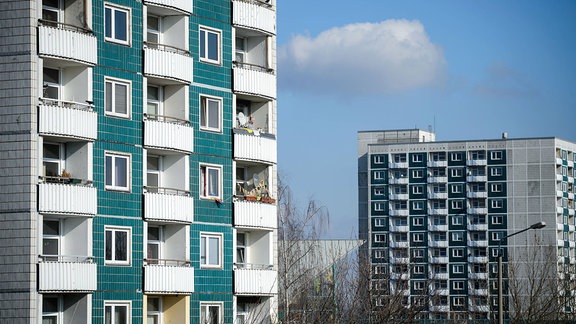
<box><xmin>278</xmin><ymin>20</ymin><xmax>446</xmax><ymax>95</ymax></box>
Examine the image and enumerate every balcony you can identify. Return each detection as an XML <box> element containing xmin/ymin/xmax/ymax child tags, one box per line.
<box><xmin>234</xmin><ymin>266</ymin><xmax>277</xmax><ymax>296</ymax></box>
<box><xmin>467</xmin><ymin>223</ymin><xmax>488</xmax><ymax>231</ymax></box>
<box><xmin>469</xmin><ymin>305</ymin><xmax>490</xmax><ymax>312</ymax></box>
<box><xmin>428</xmin><ymin>160</ymin><xmax>447</xmax><ymax>168</ymax></box>
<box><xmin>38</xmin><ymin>23</ymin><xmax>97</xmax><ymax>65</ymax></box>
<box><xmin>389</xmin><ymin>193</ymin><xmax>409</xmax><ymax>200</ymax></box>
<box><xmin>38</xmin><ymin>182</ymin><xmax>96</xmax><ymax>216</ymax></box>
<box><xmin>468</xmin><ymin>272</ymin><xmax>488</xmax><ymax>280</ymax></box>
<box><xmin>467</xmin><ymin>175</ymin><xmax>487</xmax><ymax>182</ymax></box>
<box><xmin>428</xmin><ymin>192</ymin><xmax>448</xmax><ymax>199</ymax></box>
<box><xmin>429</xmin><ymin>256</ymin><xmax>449</xmax><ymax>264</ymax></box>
<box><xmin>389</xmin><ymin>225</ymin><xmax>409</xmax><ymax>232</ymax></box>
<box><xmin>233</xmin><ymin>130</ymin><xmax>277</xmax><ymax>164</ymax></box>
<box><xmin>389</xmin><ymin>209</ymin><xmax>409</xmax><ymax>216</ymax></box>
<box><xmin>469</xmin><ymin>288</ymin><xmax>489</xmax><ymax>296</ymax></box>
<box><xmin>428</xmin><ymin>240</ymin><xmax>448</xmax><ymax>248</ymax></box>
<box><xmin>428</xmin><ymin>176</ymin><xmax>447</xmax><ymax>183</ymax></box>
<box><xmin>389</xmin><ymin>273</ymin><xmax>409</xmax><ymax>280</ymax></box>
<box><xmin>144</xmin><ymin>0</ymin><xmax>192</xmax><ymax>14</ymax></box>
<box><xmin>428</xmin><ymin>224</ymin><xmax>448</xmax><ymax>232</ymax></box>
<box><xmin>428</xmin><ymin>208</ymin><xmax>448</xmax><ymax>215</ymax></box>
<box><xmin>39</xmin><ymin>100</ymin><xmax>97</xmax><ymax>140</ymax></box>
<box><xmin>144</xmin><ymin>262</ymin><xmax>194</xmax><ymax>294</ymax></box>
<box><xmin>388</xmin><ymin>162</ymin><xmax>408</xmax><ymax>169</ymax></box>
<box><xmin>468</xmin><ymin>207</ymin><xmax>488</xmax><ymax>215</ymax></box>
<box><xmin>232</xmin><ymin>0</ymin><xmax>276</xmax><ymax>35</ymax></box>
<box><xmin>428</xmin><ymin>272</ymin><xmax>449</xmax><ymax>280</ymax></box>
<box><xmin>468</xmin><ymin>256</ymin><xmax>488</xmax><ymax>263</ymax></box>
<box><xmin>430</xmin><ymin>305</ymin><xmax>450</xmax><ymax>312</ymax></box>
<box><xmin>144</xmin><ymin>191</ymin><xmax>193</xmax><ymax>223</ymax></box>
<box><xmin>467</xmin><ymin>159</ymin><xmax>487</xmax><ymax>166</ymax></box>
<box><xmin>233</xmin><ymin>64</ymin><xmax>276</xmax><ymax>99</ymax></box>
<box><xmin>38</xmin><ymin>256</ymin><xmax>96</xmax><ymax>292</ymax></box>
<box><xmin>390</xmin><ymin>257</ymin><xmax>410</xmax><ymax>264</ymax></box>
<box><xmin>144</xmin><ymin>46</ymin><xmax>193</xmax><ymax>84</ymax></box>
<box><xmin>467</xmin><ymin>191</ymin><xmax>488</xmax><ymax>198</ymax></box>
<box><xmin>143</xmin><ymin>119</ymin><xmax>193</xmax><ymax>153</ymax></box>
<box><xmin>467</xmin><ymin>240</ymin><xmax>488</xmax><ymax>247</ymax></box>
<box><xmin>234</xmin><ymin>199</ymin><xmax>277</xmax><ymax>229</ymax></box>
<box><xmin>388</xmin><ymin>241</ymin><xmax>409</xmax><ymax>248</ymax></box>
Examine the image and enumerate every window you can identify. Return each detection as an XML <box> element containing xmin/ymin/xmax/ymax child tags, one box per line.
<box><xmin>43</xmin><ymin>220</ymin><xmax>60</xmax><ymax>261</ymax></box>
<box><xmin>374</xmin><ymin>265</ymin><xmax>387</xmax><ymax>274</ymax></box>
<box><xmin>105</xmin><ymin>152</ymin><xmax>130</xmax><ymax>191</ymax></box>
<box><xmin>491</xmin><ymin>199</ymin><xmax>503</xmax><ymax>209</ymax></box>
<box><xmin>146</xmin><ymin>85</ymin><xmax>161</xmax><ymax>119</ymax></box>
<box><xmin>200</xmin><ymin>95</ymin><xmax>222</xmax><ymax>132</ymax></box>
<box><xmin>413</xmin><ymin>217</ymin><xmax>424</xmax><ymax>226</ymax></box>
<box><xmin>453</xmin><ymin>264</ymin><xmax>464</xmax><ymax>274</ymax></box>
<box><xmin>373</xmin><ymin>203</ymin><xmax>384</xmax><ymax>212</ymax></box>
<box><xmin>412</xmin><ymin>169</ymin><xmax>423</xmax><ymax>178</ymax></box>
<box><xmin>490</xmin><ymin>151</ymin><xmax>503</xmax><ymax>160</ymax></box>
<box><xmin>452</xmin><ymin>248</ymin><xmax>464</xmax><ymax>257</ymax></box>
<box><xmin>236</xmin><ymin>233</ymin><xmax>246</xmax><ymax>265</ymax></box>
<box><xmin>414</xmin><ymin>281</ymin><xmax>425</xmax><ymax>291</ymax></box>
<box><xmin>374</xmin><ymin>249</ymin><xmax>386</xmax><ymax>259</ymax></box>
<box><xmin>147</xmin><ymin>15</ymin><xmax>160</xmax><ymax>45</ymax></box>
<box><xmin>374</xmin><ymin>234</ymin><xmax>387</xmax><ymax>243</ymax></box>
<box><xmin>42</xmin><ymin>0</ymin><xmax>60</xmax><ymax>22</ymax></box>
<box><xmin>453</xmin><ymin>297</ymin><xmax>465</xmax><ymax>306</ymax></box>
<box><xmin>147</xmin><ymin>226</ymin><xmax>162</xmax><ymax>264</ymax></box>
<box><xmin>412</xmin><ymin>201</ymin><xmax>424</xmax><ymax>210</ymax></box>
<box><xmin>42</xmin><ymin>143</ymin><xmax>63</xmax><ymax>178</ymax></box>
<box><xmin>412</xmin><ymin>185</ymin><xmax>423</xmax><ymax>194</ymax></box>
<box><xmin>200</xmin><ymin>233</ymin><xmax>222</xmax><ymax>268</ymax></box>
<box><xmin>105</xmin><ymin>226</ymin><xmax>131</xmax><ymax>265</ymax></box>
<box><xmin>491</xmin><ymin>215</ymin><xmax>503</xmax><ymax>225</ymax></box>
<box><xmin>451</xmin><ymin>184</ymin><xmax>463</xmax><ymax>193</ymax></box>
<box><xmin>374</xmin><ymin>218</ymin><xmax>386</xmax><ymax>227</ymax></box>
<box><xmin>413</xmin><ymin>233</ymin><xmax>424</xmax><ymax>242</ymax></box>
<box><xmin>373</xmin><ymin>171</ymin><xmax>384</xmax><ymax>180</ymax></box>
<box><xmin>452</xmin><ymin>215</ymin><xmax>463</xmax><ymax>225</ymax></box>
<box><xmin>235</xmin><ymin>36</ymin><xmax>246</xmax><ymax>63</ymax></box>
<box><xmin>147</xmin><ymin>297</ymin><xmax>162</xmax><ymax>324</ymax></box>
<box><xmin>373</xmin><ymin>187</ymin><xmax>385</xmax><ymax>196</ymax></box>
<box><xmin>200</xmin><ymin>164</ymin><xmax>222</xmax><ymax>199</ymax></box>
<box><xmin>105</xmin><ymin>3</ymin><xmax>130</xmax><ymax>45</ymax></box>
<box><xmin>413</xmin><ymin>249</ymin><xmax>424</xmax><ymax>258</ymax></box>
<box><xmin>200</xmin><ymin>303</ymin><xmax>222</xmax><ymax>324</ymax></box>
<box><xmin>393</xmin><ymin>154</ymin><xmax>406</xmax><ymax>163</ymax></box>
<box><xmin>491</xmin><ymin>232</ymin><xmax>503</xmax><ymax>241</ymax></box>
<box><xmin>452</xmin><ymin>232</ymin><xmax>464</xmax><ymax>241</ymax></box>
<box><xmin>491</xmin><ymin>183</ymin><xmax>503</xmax><ymax>192</ymax></box>
<box><xmin>450</xmin><ymin>168</ymin><xmax>463</xmax><ymax>177</ymax></box>
<box><xmin>413</xmin><ymin>265</ymin><xmax>425</xmax><ymax>274</ymax></box>
<box><xmin>105</xmin><ymin>78</ymin><xmax>130</xmax><ymax>118</ymax></box>
<box><xmin>451</xmin><ymin>200</ymin><xmax>463</xmax><ymax>209</ymax></box>
<box><xmin>450</xmin><ymin>152</ymin><xmax>463</xmax><ymax>161</ymax></box>
<box><xmin>104</xmin><ymin>301</ymin><xmax>131</xmax><ymax>324</ymax></box>
<box><xmin>412</xmin><ymin>154</ymin><xmax>423</xmax><ymax>162</ymax></box>
<box><xmin>431</xmin><ymin>152</ymin><xmax>446</xmax><ymax>162</ymax></box>
<box><xmin>43</xmin><ymin>67</ymin><xmax>60</xmax><ymax>99</ymax></box>
<box><xmin>373</xmin><ymin>155</ymin><xmax>384</xmax><ymax>164</ymax></box>
<box><xmin>42</xmin><ymin>296</ymin><xmax>61</xmax><ymax>324</ymax></box>
<box><xmin>470</xmin><ymin>151</ymin><xmax>485</xmax><ymax>160</ymax></box>
<box><xmin>490</xmin><ymin>167</ymin><xmax>503</xmax><ymax>176</ymax></box>
<box><xmin>199</xmin><ymin>26</ymin><xmax>221</xmax><ymax>64</ymax></box>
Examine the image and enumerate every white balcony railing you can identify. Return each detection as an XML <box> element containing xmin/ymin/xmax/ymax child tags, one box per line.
<box><xmin>144</xmin><ymin>47</ymin><xmax>193</xmax><ymax>84</ymax></box>
<box><xmin>467</xmin><ymin>159</ymin><xmax>487</xmax><ymax>166</ymax></box>
<box><xmin>469</xmin><ymin>288</ymin><xmax>489</xmax><ymax>296</ymax></box>
<box><xmin>388</xmin><ymin>241</ymin><xmax>409</xmax><ymax>248</ymax></box>
<box><xmin>468</xmin><ymin>207</ymin><xmax>488</xmax><ymax>215</ymax></box>
<box><xmin>234</xmin><ymin>200</ymin><xmax>277</xmax><ymax>229</ymax></box>
<box><xmin>427</xmin><ymin>176</ymin><xmax>447</xmax><ymax>183</ymax></box>
<box><xmin>428</xmin><ymin>192</ymin><xmax>448</xmax><ymax>199</ymax></box>
<box><xmin>144</xmin><ymin>264</ymin><xmax>194</xmax><ymax>294</ymax></box>
<box><xmin>389</xmin><ymin>177</ymin><xmax>409</xmax><ymax>185</ymax></box>
<box><xmin>38</xmin><ymin>183</ymin><xmax>97</xmax><ymax>215</ymax></box>
<box><xmin>144</xmin><ymin>119</ymin><xmax>194</xmax><ymax>153</ymax></box>
<box><xmin>467</xmin><ymin>223</ymin><xmax>488</xmax><ymax>231</ymax></box>
<box><xmin>145</xmin><ymin>0</ymin><xmax>192</xmax><ymax>14</ymax></box>
<box><xmin>233</xmin><ymin>66</ymin><xmax>276</xmax><ymax>99</ymax></box>
<box><xmin>234</xmin><ymin>268</ymin><xmax>277</xmax><ymax>295</ymax></box>
<box><xmin>428</xmin><ymin>272</ymin><xmax>449</xmax><ymax>280</ymax></box>
<box><xmin>144</xmin><ymin>192</ymin><xmax>193</xmax><ymax>223</ymax></box>
<box><xmin>233</xmin><ymin>131</ymin><xmax>277</xmax><ymax>164</ymax></box>
<box><xmin>468</xmin><ymin>272</ymin><xmax>488</xmax><ymax>280</ymax></box>
<box><xmin>39</xmin><ymin>102</ymin><xmax>97</xmax><ymax>140</ymax></box>
<box><xmin>38</xmin><ymin>24</ymin><xmax>97</xmax><ymax>65</ymax></box>
<box><xmin>427</xmin><ymin>161</ymin><xmax>447</xmax><ymax>167</ymax></box>
<box><xmin>38</xmin><ymin>258</ymin><xmax>97</xmax><ymax>292</ymax></box>
<box><xmin>468</xmin><ymin>256</ymin><xmax>488</xmax><ymax>263</ymax></box>
<box><xmin>232</xmin><ymin>0</ymin><xmax>276</xmax><ymax>35</ymax></box>
<box><xmin>428</xmin><ymin>208</ymin><xmax>448</xmax><ymax>215</ymax></box>
<box><xmin>467</xmin><ymin>240</ymin><xmax>488</xmax><ymax>247</ymax></box>
<box><xmin>467</xmin><ymin>192</ymin><xmax>488</xmax><ymax>198</ymax></box>
<box><xmin>388</xmin><ymin>225</ymin><xmax>409</xmax><ymax>232</ymax></box>
<box><xmin>429</xmin><ymin>256</ymin><xmax>449</xmax><ymax>264</ymax></box>
<box><xmin>389</xmin><ymin>193</ymin><xmax>409</xmax><ymax>200</ymax></box>
<box><xmin>389</xmin><ymin>209</ymin><xmax>409</xmax><ymax>216</ymax></box>
<box><xmin>467</xmin><ymin>175</ymin><xmax>487</xmax><ymax>182</ymax></box>
<box><xmin>388</xmin><ymin>162</ymin><xmax>408</xmax><ymax>169</ymax></box>
<box><xmin>428</xmin><ymin>224</ymin><xmax>448</xmax><ymax>232</ymax></box>
<box><xmin>428</xmin><ymin>240</ymin><xmax>448</xmax><ymax>248</ymax></box>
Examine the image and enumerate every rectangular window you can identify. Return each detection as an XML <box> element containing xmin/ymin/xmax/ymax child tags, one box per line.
<box><xmin>453</xmin><ymin>264</ymin><xmax>464</xmax><ymax>274</ymax></box>
<box><xmin>374</xmin><ymin>234</ymin><xmax>387</xmax><ymax>243</ymax></box>
<box><xmin>42</xmin><ymin>67</ymin><xmax>60</xmax><ymax>100</ymax></box>
<box><xmin>373</xmin><ymin>155</ymin><xmax>384</xmax><ymax>164</ymax></box>
<box><xmin>147</xmin><ymin>297</ymin><xmax>162</xmax><ymax>324</ymax></box>
<box><xmin>413</xmin><ymin>217</ymin><xmax>424</xmax><ymax>226</ymax></box>
<box><xmin>200</xmin><ymin>164</ymin><xmax>222</xmax><ymax>199</ymax></box>
<box><xmin>490</xmin><ymin>151</ymin><xmax>503</xmax><ymax>160</ymax></box>
<box><xmin>451</xmin><ymin>200</ymin><xmax>463</xmax><ymax>209</ymax></box>
<box><xmin>412</xmin><ymin>201</ymin><xmax>424</xmax><ymax>210</ymax></box>
<box><xmin>393</xmin><ymin>154</ymin><xmax>406</xmax><ymax>163</ymax></box>
<box><xmin>200</xmin><ymin>302</ymin><xmax>222</xmax><ymax>324</ymax></box>
<box><xmin>373</xmin><ymin>187</ymin><xmax>385</xmax><ymax>196</ymax></box>
<box><xmin>199</xmin><ymin>26</ymin><xmax>221</xmax><ymax>64</ymax></box>
<box><xmin>491</xmin><ymin>183</ymin><xmax>503</xmax><ymax>192</ymax></box>
<box><xmin>490</xmin><ymin>167</ymin><xmax>503</xmax><ymax>176</ymax></box>
<box><xmin>451</xmin><ymin>184</ymin><xmax>463</xmax><ymax>193</ymax></box>
<box><xmin>413</xmin><ymin>249</ymin><xmax>424</xmax><ymax>258</ymax></box>
<box><xmin>453</xmin><ymin>297</ymin><xmax>465</xmax><ymax>306</ymax></box>
<box><xmin>374</xmin><ymin>218</ymin><xmax>386</xmax><ymax>227</ymax></box>
<box><xmin>452</xmin><ymin>248</ymin><xmax>464</xmax><ymax>257</ymax></box>
<box><xmin>492</xmin><ymin>215</ymin><xmax>503</xmax><ymax>225</ymax></box>
<box><xmin>452</xmin><ymin>281</ymin><xmax>464</xmax><ymax>290</ymax></box>
<box><xmin>105</xmin><ymin>226</ymin><xmax>131</xmax><ymax>265</ymax></box>
<box><xmin>374</xmin><ymin>203</ymin><xmax>384</xmax><ymax>212</ymax></box>
<box><xmin>413</xmin><ymin>233</ymin><xmax>424</xmax><ymax>242</ymax></box>
<box><xmin>450</xmin><ymin>168</ymin><xmax>463</xmax><ymax>177</ymax></box>
<box><xmin>412</xmin><ymin>154</ymin><xmax>423</xmax><ymax>162</ymax></box>
<box><xmin>105</xmin><ymin>4</ymin><xmax>130</xmax><ymax>45</ymax></box>
<box><xmin>105</xmin><ymin>78</ymin><xmax>130</xmax><ymax>118</ymax></box>
<box><xmin>200</xmin><ymin>233</ymin><xmax>222</xmax><ymax>268</ymax></box>
<box><xmin>414</xmin><ymin>281</ymin><xmax>425</xmax><ymax>291</ymax></box>
<box><xmin>413</xmin><ymin>265</ymin><xmax>425</xmax><ymax>274</ymax></box>
<box><xmin>452</xmin><ymin>232</ymin><xmax>464</xmax><ymax>241</ymax></box>
<box><xmin>42</xmin><ymin>296</ymin><xmax>61</xmax><ymax>323</ymax></box>
<box><xmin>105</xmin><ymin>152</ymin><xmax>130</xmax><ymax>191</ymax></box>
<box><xmin>450</xmin><ymin>152</ymin><xmax>462</xmax><ymax>161</ymax></box>
<box><xmin>491</xmin><ymin>199</ymin><xmax>503</xmax><ymax>209</ymax></box>
<box><xmin>412</xmin><ymin>185</ymin><xmax>423</xmax><ymax>194</ymax></box>
<box><xmin>43</xmin><ymin>219</ymin><xmax>60</xmax><ymax>261</ymax></box>
<box><xmin>412</xmin><ymin>169</ymin><xmax>423</xmax><ymax>178</ymax></box>
<box><xmin>452</xmin><ymin>215</ymin><xmax>463</xmax><ymax>225</ymax></box>
<box><xmin>373</xmin><ymin>171</ymin><xmax>384</xmax><ymax>180</ymax></box>
<box><xmin>200</xmin><ymin>95</ymin><xmax>222</xmax><ymax>132</ymax></box>
<box><xmin>105</xmin><ymin>301</ymin><xmax>131</xmax><ymax>324</ymax></box>
<box><xmin>491</xmin><ymin>232</ymin><xmax>503</xmax><ymax>241</ymax></box>
<box><xmin>374</xmin><ymin>265</ymin><xmax>387</xmax><ymax>274</ymax></box>
<box><xmin>374</xmin><ymin>249</ymin><xmax>386</xmax><ymax>259</ymax></box>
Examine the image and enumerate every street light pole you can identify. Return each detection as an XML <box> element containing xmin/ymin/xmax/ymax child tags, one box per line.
<box><xmin>497</xmin><ymin>221</ymin><xmax>546</xmax><ymax>324</ymax></box>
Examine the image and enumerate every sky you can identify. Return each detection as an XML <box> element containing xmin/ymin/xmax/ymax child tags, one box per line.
<box><xmin>275</xmin><ymin>0</ymin><xmax>576</xmax><ymax>239</ymax></box>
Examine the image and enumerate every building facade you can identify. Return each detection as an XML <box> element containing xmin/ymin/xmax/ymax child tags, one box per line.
<box><xmin>0</xmin><ymin>0</ymin><xmax>277</xmax><ymax>322</ymax></box>
<box><xmin>358</xmin><ymin>130</ymin><xmax>576</xmax><ymax>320</ymax></box>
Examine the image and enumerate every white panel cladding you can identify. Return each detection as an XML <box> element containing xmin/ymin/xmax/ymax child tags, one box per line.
<box><xmin>38</xmin><ymin>183</ymin><xmax>97</xmax><ymax>215</ymax></box>
<box><xmin>144</xmin><ymin>192</ymin><xmax>194</xmax><ymax>223</ymax></box>
<box><xmin>38</xmin><ymin>261</ymin><xmax>97</xmax><ymax>292</ymax></box>
<box><xmin>233</xmin><ymin>67</ymin><xmax>277</xmax><ymax>99</ymax></box>
<box><xmin>233</xmin><ymin>1</ymin><xmax>276</xmax><ymax>35</ymax></box>
<box><xmin>145</xmin><ymin>0</ymin><xmax>192</xmax><ymax>14</ymax></box>
<box><xmin>234</xmin><ymin>200</ymin><xmax>277</xmax><ymax>229</ymax></box>
<box><xmin>144</xmin><ymin>120</ymin><xmax>194</xmax><ymax>153</ymax></box>
<box><xmin>38</xmin><ymin>26</ymin><xmax>97</xmax><ymax>65</ymax></box>
<box><xmin>234</xmin><ymin>133</ymin><xmax>277</xmax><ymax>164</ymax></box>
<box><xmin>144</xmin><ymin>48</ymin><xmax>193</xmax><ymax>84</ymax></box>
<box><xmin>144</xmin><ymin>265</ymin><xmax>194</xmax><ymax>293</ymax></box>
<box><xmin>39</xmin><ymin>104</ymin><xmax>97</xmax><ymax>140</ymax></box>
<box><xmin>234</xmin><ymin>269</ymin><xmax>277</xmax><ymax>295</ymax></box>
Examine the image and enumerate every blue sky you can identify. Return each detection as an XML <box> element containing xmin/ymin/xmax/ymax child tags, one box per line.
<box><xmin>275</xmin><ymin>0</ymin><xmax>576</xmax><ymax>239</ymax></box>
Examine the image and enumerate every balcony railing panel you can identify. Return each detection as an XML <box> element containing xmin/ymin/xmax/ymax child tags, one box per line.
<box><xmin>38</xmin><ymin>183</ymin><xmax>97</xmax><ymax>215</ymax></box>
<box><xmin>232</xmin><ymin>0</ymin><xmax>276</xmax><ymax>35</ymax></box>
<box><xmin>144</xmin><ymin>119</ymin><xmax>194</xmax><ymax>153</ymax></box>
<box><xmin>144</xmin><ymin>264</ymin><xmax>194</xmax><ymax>294</ymax></box>
<box><xmin>145</xmin><ymin>0</ymin><xmax>192</xmax><ymax>14</ymax></box>
<box><xmin>38</xmin><ymin>24</ymin><xmax>97</xmax><ymax>65</ymax></box>
<box><xmin>234</xmin><ymin>268</ymin><xmax>277</xmax><ymax>295</ymax></box>
<box><xmin>38</xmin><ymin>259</ymin><xmax>96</xmax><ymax>292</ymax></box>
<box><xmin>234</xmin><ymin>200</ymin><xmax>277</xmax><ymax>229</ymax></box>
<box><xmin>144</xmin><ymin>47</ymin><xmax>193</xmax><ymax>84</ymax></box>
<box><xmin>144</xmin><ymin>191</ymin><xmax>193</xmax><ymax>223</ymax></box>
<box><xmin>39</xmin><ymin>102</ymin><xmax>97</xmax><ymax>140</ymax></box>
<box><xmin>233</xmin><ymin>131</ymin><xmax>277</xmax><ymax>164</ymax></box>
<box><xmin>233</xmin><ymin>66</ymin><xmax>276</xmax><ymax>99</ymax></box>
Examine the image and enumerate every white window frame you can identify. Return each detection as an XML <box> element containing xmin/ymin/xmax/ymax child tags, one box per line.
<box><xmin>491</xmin><ymin>183</ymin><xmax>503</xmax><ymax>192</ymax></box>
<box><xmin>199</xmin><ymin>26</ymin><xmax>222</xmax><ymax>65</ymax></box>
<box><xmin>105</xmin><ymin>77</ymin><xmax>131</xmax><ymax>118</ymax></box>
<box><xmin>105</xmin><ymin>226</ymin><xmax>131</xmax><ymax>266</ymax></box>
<box><xmin>105</xmin><ymin>152</ymin><xmax>131</xmax><ymax>191</ymax></box>
<box><xmin>42</xmin><ymin>67</ymin><xmax>61</xmax><ymax>100</ymax></box>
<box><xmin>147</xmin><ymin>225</ymin><xmax>163</xmax><ymax>264</ymax></box>
<box><xmin>490</xmin><ymin>167</ymin><xmax>503</xmax><ymax>176</ymax></box>
<box><xmin>146</xmin><ymin>85</ymin><xmax>162</xmax><ymax>120</ymax></box>
<box><xmin>373</xmin><ymin>155</ymin><xmax>384</xmax><ymax>164</ymax></box>
<box><xmin>42</xmin><ymin>295</ymin><xmax>62</xmax><ymax>324</ymax></box>
<box><xmin>147</xmin><ymin>297</ymin><xmax>162</xmax><ymax>324</ymax></box>
<box><xmin>104</xmin><ymin>3</ymin><xmax>131</xmax><ymax>45</ymax></box>
<box><xmin>373</xmin><ymin>202</ymin><xmax>384</xmax><ymax>212</ymax></box>
<box><xmin>413</xmin><ymin>233</ymin><xmax>424</xmax><ymax>242</ymax></box>
<box><xmin>491</xmin><ymin>232</ymin><xmax>503</xmax><ymax>241</ymax></box>
<box><xmin>373</xmin><ymin>187</ymin><xmax>385</xmax><ymax>196</ymax></box>
<box><xmin>412</xmin><ymin>154</ymin><xmax>423</xmax><ymax>163</ymax></box>
<box><xmin>412</xmin><ymin>185</ymin><xmax>423</xmax><ymax>194</ymax></box>
<box><xmin>373</xmin><ymin>171</ymin><xmax>384</xmax><ymax>180</ymax></box>
<box><xmin>491</xmin><ymin>199</ymin><xmax>504</xmax><ymax>209</ymax></box>
<box><xmin>412</xmin><ymin>169</ymin><xmax>423</xmax><ymax>178</ymax></box>
<box><xmin>200</xmin><ymin>164</ymin><xmax>222</xmax><ymax>200</ymax></box>
<box><xmin>452</xmin><ymin>215</ymin><xmax>463</xmax><ymax>225</ymax></box>
<box><xmin>490</xmin><ymin>151</ymin><xmax>503</xmax><ymax>160</ymax></box>
<box><xmin>451</xmin><ymin>184</ymin><xmax>463</xmax><ymax>194</ymax></box>
<box><xmin>450</xmin><ymin>168</ymin><xmax>463</xmax><ymax>177</ymax></box>
<box><xmin>412</xmin><ymin>201</ymin><xmax>424</xmax><ymax>210</ymax></box>
<box><xmin>450</xmin><ymin>152</ymin><xmax>462</xmax><ymax>161</ymax></box>
<box><xmin>413</xmin><ymin>249</ymin><xmax>424</xmax><ymax>258</ymax></box>
<box><xmin>374</xmin><ymin>218</ymin><xmax>386</xmax><ymax>227</ymax></box>
<box><xmin>104</xmin><ymin>301</ymin><xmax>132</xmax><ymax>324</ymax></box>
<box><xmin>453</xmin><ymin>296</ymin><xmax>465</xmax><ymax>306</ymax></box>
<box><xmin>413</xmin><ymin>217</ymin><xmax>424</xmax><ymax>226</ymax></box>
<box><xmin>492</xmin><ymin>215</ymin><xmax>503</xmax><ymax>225</ymax></box>
<box><xmin>452</xmin><ymin>248</ymin><xmax>464</xmax><ymax>257</ymax></box>
<box><xmin>414</xmin><ymin>281</ymin><xmax>425</xmax><ymax>291</ymax></box>
<box><xmin>200</xmin><ymin>95</ymin><xmax>222</xmax><ymax>133</ymax></box>
<box><xmin>453</xmin><ymin>264</ymin><xmax>464</xmax><ymax>274</ymax></box>
<box><xmin>452</xmin><ymin>232</ymin><xmax>464</xmax><ymax>241</ymax></box>
<box><xmin>374</xmin><ymin>249</ymin><xmax>386</xmax><ymax>259</ymax></box>
<box><xmin>374</xmin><ymin>265</ymin><xmax>387</xmax><ymax>275</ymax></box>
<box><xmin>42</xmin><ymin>219</ymin><xmax>61</xmax><ymax>261</ymax></box>
<box><xmin>451</xmin><ymin>200</ymin><xmax>463</xmax><ymax>209</ymax></box>
<box><xmin>374</xmin><ymin>234</ymin><xmax>387</xmax><ymax>243</ymax></box>
<box><xmin>200</xmin><ymin>232</ymin><xmax>222</xmax><ymax>269</ymax></box>
<box><xmin>413</xmin><ymin>265</ymin><xmax>425</xmax><ymax>274</ymax></box>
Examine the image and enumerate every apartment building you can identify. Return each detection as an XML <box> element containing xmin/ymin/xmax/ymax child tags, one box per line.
<box><xmin>358</xmin><ymin>129</ymin><xmax>576</xmax><ymax>321</ymax></box>
<box><xmin>0</xmin><ymin>0</ymin><xmax>277</xmax><ymax>322</ymax></box>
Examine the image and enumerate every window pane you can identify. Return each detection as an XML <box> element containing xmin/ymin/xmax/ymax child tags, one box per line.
<box><xmin>148</xmin><ymin>227</ymin><xmax>159</xmax><ymax>241</ymax></box>
<box><xmin>208</xmin><ymin>100</ymin><xmax>219</xmax><ymax>129</ymax></box>
<box><xmin>115</xmin><ymin>305</ymin><xmax>127</xmax><ymax>324</ymax></box>
<box><xmin>115</xmin><ymin>231</ymin><xmax>128</xmax><ymax>261</ymax></box>
<box><xmin>43</xmin><ymin>68</ymin><xmax>59</xmax><ymax>84</ymax></box>
<box><xmin>208</xmin><ymin>237</ymin><xmax>219</xmax><ymax>265</ymax></box>
<box><xmin>200</xmin><ymin>236</ymin><xmax>206</xmax><ymax>264</ymax></box>
<box><xmin>43</xmin><ymin>220</ymin><xmax>60</xmax><ymax>235</ymax></box>
<box><xmin>115</xmin><ymin>156</ymin><xmax>127</xmax><ymax>188</ymax></box>
<box><xmin>208</xmin><ymin>168</ymin><xmax>219</xmax><ymax>197</ymax></box>
<box><xmin>200</xmin><ymin>103</ymin><xmax>207</xmax><ymax>127</ymax></box>
<box><xmin>209</xmin><ymin>306</ymin><xmax>219</xmax><ymax>324</ymax></box>
<box><xmin>43</xmin><ymin>238</ymin><xmax>59</xmax><ymax>255</ymax></box>
<box><xmin>114</xmin><ymin>10</ymin><xmax>127</xmax><ymax>41</ymax></box>
<box><xmin>105</xmin><ymin>82</ymin><xmax>112</xmax><ymax>112</ymax></box>
<box><xmin>105</xmin><ymin>230</ymin><xmax>112</xmax><ymax>260</ymax></box>
<box><xmin>115</xmin><ymin>83</ymin><xmax>128</xmax><ymax>115</ymax></box>
<box><xmin>207</xmin><ymin>32</ymin><xmax>219</xmax><ymax>61</ymax></box>
<box><xmin>200</xmin><ymin>30</ymin><xmax>205</xmax><ymax>58</ymax></box>
<box><xmin>105</xmin><ymin>155</ymin><xmax>113</xmax><ymax>186</ymax></box>
<box><xmin>147</xmin><ymin>86</ymin><xmax>159</xmax><ymax>100</ymax></box>
<box><xmin>105</xmin><ymin>8</ymin><xmax>112</xmax><ymax>38</ymax></box>
<box><xmin>42</xmin><ymin>316</ymin><xmax>57</xmax><ymax>324</ymax></box>
<box><xmin>43</xmin><ymin>297</ymin><xmax>59</xmax><ymax>312</ymax></box>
